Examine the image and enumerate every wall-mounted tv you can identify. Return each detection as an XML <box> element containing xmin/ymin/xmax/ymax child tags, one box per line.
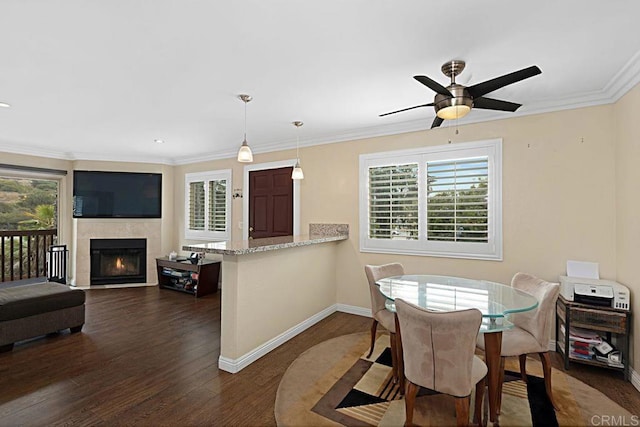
<box><xmin>73</xmin><ymin>171</ymin><xmax>162</xmax><ymax>218</ymax></box>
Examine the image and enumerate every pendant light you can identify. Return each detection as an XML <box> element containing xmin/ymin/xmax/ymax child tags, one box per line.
<box><xmin>237</xmin><ymin>94</ymin><xmax>253</xmax><ymax>162</ymax></box>
<box><xmin>291</xmin><ymin>121</ymin><xmax>304</xmax><ymax>180</ymax></box>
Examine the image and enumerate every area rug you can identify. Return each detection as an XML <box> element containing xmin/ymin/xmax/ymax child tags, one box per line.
<box><xmin>275</xmin><ymin>333</ymin><xmax>634</xmax><ymax>426</ymax></box>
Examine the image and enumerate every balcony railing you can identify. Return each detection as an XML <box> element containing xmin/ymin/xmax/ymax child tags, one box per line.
<box><xmin>0</xmin><ymin>229</ymin><xmax>57</xmax><ymax>283</ymax></box>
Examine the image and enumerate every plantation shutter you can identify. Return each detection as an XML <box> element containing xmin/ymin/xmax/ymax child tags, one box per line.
<box><xmin>426</xmin><ymin>157</ymin><xmax>488</xmax><ymax>242</ymax></box>
<box><xmin>185</xmin><ymin>169</ymin><xmax>231</xmax><ymax>240</ymax></box>
<box><xmin>368</xmin><ymin>163</ymin><xmax>419</xmax><ymax>240</ymax></box>
<box><xmin>189</xmin><ymin>181</ymin><xmax>205</xmax><ymax>230</ymax></box>
<box><xmin>208</xmin><ymin>179</ymin><xmax>227</xmax><ymax>232</ymax></box>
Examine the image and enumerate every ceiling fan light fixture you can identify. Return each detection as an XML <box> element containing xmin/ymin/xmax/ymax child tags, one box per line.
<box><xmin>236</xmin><ymin>94</ymin><xmax>254</xmax><ymax>163</ymax></box>
<box><xmin>437</xmin><ymin>104</ymin><xmax>471</xmax><ymax>120</ymax></box>
<box><xmin>434</xmin><ymin>83</ymin><xmax>473</xmax><ymax>120</ymax></box>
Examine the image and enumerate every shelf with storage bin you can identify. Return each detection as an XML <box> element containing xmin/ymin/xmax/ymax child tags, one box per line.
<box><xmin>555</xmin><ymin>294</ymin><xmax>630</xmax><ymax>380</ymax></box>
<box><xmin>156</xmin><ymin>257</ymin><xmax>220</xmax><ymax>298</ymax></box>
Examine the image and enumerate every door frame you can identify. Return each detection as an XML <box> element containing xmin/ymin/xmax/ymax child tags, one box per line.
<box><xmin>242</xmin><ymin>159</ymin><xmax>300</xmax><ymax>240</ymax></box>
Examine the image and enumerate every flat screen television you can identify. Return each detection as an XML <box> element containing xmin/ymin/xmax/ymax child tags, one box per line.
<box><xmin>73</xmin><ymin>171</ymin><xmax>162</xmax><ymax>218</ymax></box>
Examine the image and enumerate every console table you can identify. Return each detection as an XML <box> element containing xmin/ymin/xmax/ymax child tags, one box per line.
<box><xmin>156</xmin><ymin>257</ymin><xmax>220</xmax><ymax>298</ymax></box>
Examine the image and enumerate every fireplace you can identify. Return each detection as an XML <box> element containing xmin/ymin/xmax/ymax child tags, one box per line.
<box><xmin>90</xmin><ymin>238</ymin><xmax>147</xmax><ymax>285</ymax></box>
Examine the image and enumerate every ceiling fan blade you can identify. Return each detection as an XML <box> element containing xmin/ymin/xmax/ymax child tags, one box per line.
<box><xmin>431</xmin><ymin>116</ymin><xmax>444</xmax><ymax>129</ymax></box>
<box><xmin>467</xmin><ymin>66</ymin><xmax>541</xmax><ymax>98</ymax></box>
<box><xmin>414</xmin><ymin>75</ymin><xmax>452</xmax><ymax>96</ymax></box>
<box><xmin>473</xmin><ymin>97</ymin><xmax>522</xmax><ymax>112</ymax></box>
<box><xmin>379</xmin><ymin>103</ymin><xmax>434</xmax><ymax>117</ymax></box>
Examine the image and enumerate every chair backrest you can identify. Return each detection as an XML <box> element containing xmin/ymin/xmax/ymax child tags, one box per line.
<box><xmin>364</xmin><ymin>263</ymin><xmax>404</xmax><ymax>317</ymax></box>
<box><xmin>395</xmin><ymin>298</ymin><xmax>482</xmax><ymax>397</ymax></box>
<box><xmin>510</xmin><ymin>272</ymin><xmax>560</xmax><ymax>347</ymax></box>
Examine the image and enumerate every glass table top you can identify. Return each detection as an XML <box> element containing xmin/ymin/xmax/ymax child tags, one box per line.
<box><xmin>376</xmin><ymin>274</ymin><xmax>539</xmax><ymax>333</ymax></box>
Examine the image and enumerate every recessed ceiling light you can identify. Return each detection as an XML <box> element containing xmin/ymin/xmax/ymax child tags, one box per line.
<box><xmin>0</xmin><ymin>102</ymin><xmax>10</xmax><ymax>108</ymax></box>
<box><xmin>154</xmin><ymin>139</ymin><xmax>164</xmax><ymax>144</ymax></box>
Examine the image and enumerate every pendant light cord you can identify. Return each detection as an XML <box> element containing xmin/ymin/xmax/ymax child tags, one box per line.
<box><xmin>296</xmin><ymin>126</ymin><xmax>300</xmax><ymax>161</ymax></box>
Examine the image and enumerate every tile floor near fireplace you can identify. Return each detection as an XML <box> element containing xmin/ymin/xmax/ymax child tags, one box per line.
<box><xmin>90</xmin><ymin>238</ymin><xmax>147</xmax><ymax>286</ymax></box>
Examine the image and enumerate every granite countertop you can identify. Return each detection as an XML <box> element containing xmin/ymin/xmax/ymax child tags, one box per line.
<box><xmin>182</xmin><ymin>223</ymin><xmax>349</xmax><ymax>256</ymax></box>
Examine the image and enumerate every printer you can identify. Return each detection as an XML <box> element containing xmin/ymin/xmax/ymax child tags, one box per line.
<box><xmin>559</xmin><ymin>275</ymin><xmax>630</xmax><ymax>311</ymax></box>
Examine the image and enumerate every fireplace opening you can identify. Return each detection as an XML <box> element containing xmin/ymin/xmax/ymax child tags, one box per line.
<box><xmin>90</xmin><ymin>238</ymin><xmax>146</xmax><ymax>285</ymax></box>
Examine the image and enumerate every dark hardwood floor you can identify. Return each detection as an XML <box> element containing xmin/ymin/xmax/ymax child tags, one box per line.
<box><xmin>0</xmin><ymin>287</ymin><xmax>637</xmax><ymax>426</ymax></box>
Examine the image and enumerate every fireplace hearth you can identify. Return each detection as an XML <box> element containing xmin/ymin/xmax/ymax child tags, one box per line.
<box><xmin>90</xmin><ymin>238</ymin><xmax>147</xmax><ymax>285</ymax></box>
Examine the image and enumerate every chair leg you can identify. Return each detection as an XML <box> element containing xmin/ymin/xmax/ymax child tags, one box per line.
<box><xmin>455</xmin><ymin>395</ymin><xmax>471</xmax><ymax>427</ymax></box>
<box><xmin>519</xmin><ymin>354</ymin><xmax>528</xmax><ymax>382</ymax></box>
<box><xmin>395</xmin><ymin>314</ymin><xmax>405</xmax><ymax>394</ymax></box>
<box><xmin>497</xmin><ymin>356</ymin><xmax>505</xmax><ymax>415</ymax></box>
<box><xmin>539</xmin><ymin>352</ymin><xmax>557</xmax><ymax>409</ymax></box>
<box><xmin>404</xmin><ymin>380</ymin><xmax>419</xmax><ymax>427</ymax></box>
<box><xmin>474</xmin><ymin>378</ymin><xmax>485</xmax><ymax>427</ymax></box>
<box><xmin>390</xmin><ymin>332</ymin><xmax>398</xmax><ymax>384</ymax></box>
<box><xmin>367</xmin><ymin>319</ymin><xmax>378</xmax><ymax>358</ymax></box>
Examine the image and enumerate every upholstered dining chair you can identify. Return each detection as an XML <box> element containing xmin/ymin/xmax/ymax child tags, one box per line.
<box><xmin>476</xmin><ymin>272</ymin><xmax>560</xmax><ymax>410</ymax></box>
<box><xmin>395</xmin><ymin>298</ymin><xmax>486</xmax><ymax>426</ymax></box>
<box><xmin>364</xmin><ymin>263</ymin><xmax>404</xmax><ymax>374</ymax></box>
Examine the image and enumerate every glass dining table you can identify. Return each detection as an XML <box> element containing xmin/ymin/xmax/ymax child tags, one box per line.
<box><xmin>375</xmin><ymin>274</ymin><xmax>539</xmax><ymax>423</ymax></box>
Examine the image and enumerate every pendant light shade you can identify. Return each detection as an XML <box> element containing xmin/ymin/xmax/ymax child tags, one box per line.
<box><xmin>237</xmin><ymin>139</ymin><xmax>253</xmax><ymax>162</ymax></box>
<box><xmin>291</xmin><ymin>121</ymin><xmax>304</xmax><ymax>180</ymax></box>
<box><xmin>291</xmin><ymin>161</ymin><xmax>304</xmax><ymax>180</ymax></box>
<box><xmin>237</xmin><ymin>94</ymin><xmax>253</xmax><ymax>163</ymax></box>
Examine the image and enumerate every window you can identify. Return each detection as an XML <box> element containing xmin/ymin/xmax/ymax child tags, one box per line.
<box><xmin>359</xmin><ymin>139</ymin><xmax>502</xmax><ymax>260</ymax></box>
<box><xmin>185</xmin><ymin>170</ymin><xmax>231</xmax><ymax>240</ymax></box>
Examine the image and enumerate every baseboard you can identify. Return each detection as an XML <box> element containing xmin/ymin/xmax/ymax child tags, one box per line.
<box><xmin>630</xmin><ymin>367</ymin><xmax>640</xmax><ymax>392</ymax></box>
<box><xmin>72</xmin><ymin>282</ymin><xmax>157</xmax><ymax>290</ymax></box>
<box><xmin>218</xmin><ymin>304</ymin><xmax>339</xmax><ymax>373</ymax></box>
<box><xmin>336</xmin><ymin>303</ymin><xmax>371</xmax><ymax>318</ymax></box>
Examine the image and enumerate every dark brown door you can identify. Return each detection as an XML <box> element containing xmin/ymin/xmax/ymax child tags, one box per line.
<box><xmin>249</xmin><ymin>167</ymin><xmax>293</xmax><ymax>239</ymax></box>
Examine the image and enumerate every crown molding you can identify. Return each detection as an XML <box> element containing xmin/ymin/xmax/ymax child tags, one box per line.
<box><xmin>0</xmin><ymin>140</ymin><xmax>73</xmax><ymax>161</ymax></box>
<box><xmin>0</xmin><ymin>140</ymin><xmax>179</xmax><ymax>165</ymax></box>
<box><xmin>605</xmin><ymin>49</ymin><xmax>640</xmax><ymax>102</ymax></box>
<box><xmin>65</xmin><ymin>150</ymin><xmax>174</xmax><ymax>165</ymax></box>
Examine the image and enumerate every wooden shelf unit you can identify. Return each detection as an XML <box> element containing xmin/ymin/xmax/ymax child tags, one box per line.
<box><xmin>556</xmin><ymin>294</ymin><xmax>630</xmax><ymax>380</ymax></box>
<box><xmin>156</xmin><ymin>257</ymin><xmax>220</xmax><ymax>298</ymax></box>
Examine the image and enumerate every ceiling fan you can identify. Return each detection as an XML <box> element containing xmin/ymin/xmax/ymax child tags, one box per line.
<box><xmin>380</xmin><ymin>60</ymin><xmax>541</xmax><ymax>128</ymax></box>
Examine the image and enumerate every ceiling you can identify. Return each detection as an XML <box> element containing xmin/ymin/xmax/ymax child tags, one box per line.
<box><xmin>1</xmin><ymin>1</ymin><xmax>639</xmax><ymax>165</ymax></box>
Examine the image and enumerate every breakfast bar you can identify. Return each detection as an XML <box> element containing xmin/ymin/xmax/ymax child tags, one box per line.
<box><xmin>183</xmin><ymin>224</ymin><xmax>348</xmax><ymax>373</ymax></box>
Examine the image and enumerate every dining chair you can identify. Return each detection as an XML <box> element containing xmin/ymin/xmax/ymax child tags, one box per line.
<box><xmin>364</xmin><ymin>263</ymin><xmax>404</xmax><ymax>373</ymax></box>
<box><xmin>395</xmin><ymin>298</ymin><xmax>486</xmax><ymax>427</ymax></box>
<box><xmin>477</xmin><ymin>272</ymin><xmax>560</xmax><ymax>410</ymax></box>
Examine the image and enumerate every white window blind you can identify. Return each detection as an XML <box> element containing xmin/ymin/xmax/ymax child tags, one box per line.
<box><xmin>368</xmin><ymin>163</ymin><xmax>419</xmax><ymax>240</ymax></box>
<box><xmin>185</xmin><ymin>170</ymin><xmax>231</xmax><ymax>240</ymax></box>
<box><xmin>426</xmin><ymin>158</ymin><xmax>488</xmax><ymax>243</ymax></box>
<box><xmin>208</xmin><ymin>180</ymin><xmax>227</xmax><ymax>232</ymax></box>
<box><xmin>359</xmin><ymin>139</ymin><xmax>502</xmax><ymax>260</ymax></box>
<box><xmin>189</xmin><ymin>181</ymin><xmax>205</xmax><ymax>230</ymax></box>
